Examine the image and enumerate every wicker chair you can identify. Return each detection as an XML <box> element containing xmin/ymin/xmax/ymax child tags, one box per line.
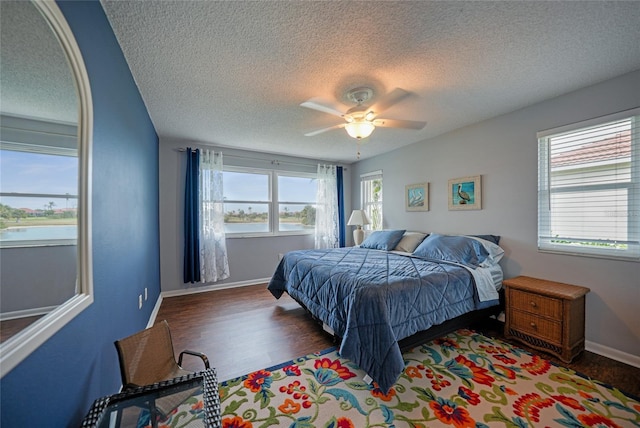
<box><xmin>115</xmin><ymin>320</ymin><xmax>210</xmax><ymax>390</ymax></box>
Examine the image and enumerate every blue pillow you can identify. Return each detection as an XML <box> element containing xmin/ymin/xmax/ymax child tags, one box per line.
<box><xmin>412</xmin><ymin>233</ymin><xmax>490</xmax><ymax>266</ymax></box>
<box><xmin>470</xmin><ymin>234</ymin><xmax>501</xmax><ymax>245</ymax></box>
<box><xmin>360</xmin><ymin>229</ymin><xmax>406</xmax><ymax>251</ymax></box>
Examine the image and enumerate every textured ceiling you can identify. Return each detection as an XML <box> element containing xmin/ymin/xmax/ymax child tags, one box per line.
<box><xmin>0</xmin><ymin>1</ymin><xmax>78</xmax><ymax>124</ymax></box>
<box><xmin>7</xmin><ymin>1</ymin><xmax>640</xmax><ymax>163</ymax></box>
<box><xmin>99</xmin><ymin>0</ymin><xmax>640</xmax><ymax>163</ymax></box>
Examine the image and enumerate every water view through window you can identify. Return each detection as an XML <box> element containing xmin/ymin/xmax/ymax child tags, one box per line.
<box><xmin>0</xmin><ymin>225</ymin><xmax>76</xmax><ymax>241</ymax></box>
<box><xmin>223</xmin><ymin>170</ymin><xmax>317</xmax><ymax>234</ymax></box>
<box><xmin>0</xmin><ymin>149</ymin><xmax>78</xmax><ymax>245</ymax></box>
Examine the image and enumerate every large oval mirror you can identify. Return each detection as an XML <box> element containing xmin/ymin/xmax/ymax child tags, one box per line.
<box><xmin>0</xmin><ymin>0</ymin><xmax>93</xmax><ymax>377</ymax></box>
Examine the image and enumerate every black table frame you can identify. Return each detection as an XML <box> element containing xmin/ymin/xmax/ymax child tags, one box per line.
<box><xmin>81</xmin><ymin>369</ymin><xmax>221</xmax><ymax>428</ymax></box>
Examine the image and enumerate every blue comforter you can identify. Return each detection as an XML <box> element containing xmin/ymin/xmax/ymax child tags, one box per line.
<box><xmin>268</xmin><ymin>247</ymin><xmax>498</xmax><ymax>392</ymax></box>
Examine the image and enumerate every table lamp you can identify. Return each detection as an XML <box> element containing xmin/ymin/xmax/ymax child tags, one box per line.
<box><xmin>347</xmin><ymin>209</ymin><xmax>370</xmax><ymax>246</ymax></box>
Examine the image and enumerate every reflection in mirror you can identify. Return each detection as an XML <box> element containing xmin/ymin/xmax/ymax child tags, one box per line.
<box><xmin>0</xmin><ymin>0</ymin><xmax>93</xmax><ymax>377</ymax></box>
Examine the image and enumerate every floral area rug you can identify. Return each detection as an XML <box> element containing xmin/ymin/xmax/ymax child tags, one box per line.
<box><xmin>215</xmin><ymin>329</ymin><xmax>639</xmax><ymax>428</ymax></box>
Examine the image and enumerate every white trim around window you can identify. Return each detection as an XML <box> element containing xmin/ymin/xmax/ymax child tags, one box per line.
<box><xmin>360</xmin><ymin>170</ymin><xmax>383</xmax><ymax>231</ymax></box>
<box><xmin>537</xmin><ymin>108</ymin><xmax>639</xmax><ymax>261</ymax></box>
<box><xmin>223</xmin><ymin>166</ymin><xmax>318</xmax><ymax>238</ymax></box>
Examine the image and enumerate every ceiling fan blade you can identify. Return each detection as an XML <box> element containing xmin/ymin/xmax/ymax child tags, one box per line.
<box><xmin>304</xmin><ymin>123</ymin><xmax>345</xmax><ymax>137</ymax></box>
<box><xmin>300</xmin><ymin>98</ymin><xmax>345</xmax><ymax>117</ymax></box>
<box><xmin>369</xmin><ymin>88</ymin><xmax>410</xmax><ymax>115</ymax></box>
<box><xmin>373</xmin><ymin>118</ymin><xmax>426</xmax><ymax>130</ymax></box>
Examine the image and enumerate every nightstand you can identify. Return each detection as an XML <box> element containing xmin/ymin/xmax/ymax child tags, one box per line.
<box><xmin>503</xmin><ymin>275</ymin><xmax>590</xmax><ymax>363</ymax></box>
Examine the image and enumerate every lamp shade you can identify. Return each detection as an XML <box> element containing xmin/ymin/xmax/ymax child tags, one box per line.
<box><xmin>347</xmin><ymin>210</ymin><xmax>370</xmax><ymax>226</ymax></box>
<box><xmin>344</xmin><ymin>121</ymin><xmax>375</xmax><ymax>139</ymax></box>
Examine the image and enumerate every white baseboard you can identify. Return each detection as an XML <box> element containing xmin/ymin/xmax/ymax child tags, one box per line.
<box><xmin>161</xmin><ymin>278</ymin><xmax>272</xmax><ymax>298</ymax></box>
<box><xmin>586</xmin><ymin>340</ymin><xmax>640</xmax><ymax>369</ymax></box>
<box><xmin>0</xmin><ymin>306</ymin><xmax>57</xmax><ymax>321</ymax></box>
<box><xmin>146</xmin><ymin>294</ymin><xmax>164</xmax><ymax>328</ymax></box>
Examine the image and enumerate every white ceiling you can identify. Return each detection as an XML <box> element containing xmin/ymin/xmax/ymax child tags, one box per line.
<box><xmin>103</xmin><ymin>2</ymin><xmax>640</xmax><ymax>162</ymax></box>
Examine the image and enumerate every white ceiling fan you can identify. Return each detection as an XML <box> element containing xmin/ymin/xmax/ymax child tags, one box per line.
<box><xmin>301</xmin><ymin>87</ymin><xmax>426</xmax><ymax>140</ymax></box>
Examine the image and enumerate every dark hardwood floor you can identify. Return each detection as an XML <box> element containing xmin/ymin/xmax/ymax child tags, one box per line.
<box><xmin>156</xmin><ymin>283</ymin><xmax>640</xmax><ymax>397</ymax></box>
<box><xmin>156</xmin><ymin>284</ymin><xmax>335</xmax><ymax>382</ymax></box>
<box><xmin>0</xmin><ymin>315</ymin><xmax>42</xmax><ymax>343</ymax></box>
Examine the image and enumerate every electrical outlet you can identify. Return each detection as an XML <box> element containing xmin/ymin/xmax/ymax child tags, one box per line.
<box><xmin>138</xmin><ymin>294</ymin><xmax>143</xmax><ymax>309</ymax></box>
<box><xmin>144</xmin><ymin>287</ymin><xmax>148</xmax><ymax>301</ymax></box>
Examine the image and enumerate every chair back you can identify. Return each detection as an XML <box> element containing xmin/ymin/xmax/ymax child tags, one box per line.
<box><xmin>115</xmin><ymin>320</ymin><xmax>179</xmax><ymax>388</ymax></box>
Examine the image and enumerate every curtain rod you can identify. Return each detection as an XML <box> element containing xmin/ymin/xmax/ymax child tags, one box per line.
<box><xmin>175</xmin><ymin>147</ymin><xmax>345</xmax><ymax>169</ymax></box>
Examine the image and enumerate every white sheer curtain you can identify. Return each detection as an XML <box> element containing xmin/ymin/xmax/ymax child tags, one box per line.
<box><xmin>315</xmin><ymin>164</ymin><xmax>339</xmax><ymax>249</ymax></box>
<box><xmin>199</xmin><ymin>150</ymin><xmax>230</xmax><ymax>282</ymax></box>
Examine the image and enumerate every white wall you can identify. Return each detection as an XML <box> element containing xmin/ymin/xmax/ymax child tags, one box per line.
<box><xmin>352</xmin><ymin>70</ymin><xmax>640</xmax><ymax>358</ymax></box>
<box><xmin>158</xmin><ymin>138</ymin><xmax>352</xmax><ymax>292</ymax></box>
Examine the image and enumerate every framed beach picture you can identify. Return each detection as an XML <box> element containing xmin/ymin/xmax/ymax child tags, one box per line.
<box><xmin>405</xmin><ymin>182</ymin><xmax>429</xmax><ymax>211</ymax></box>
<box><xmin>448</xmin><ymin>175</ymin><xmax>481</xmax><ymax>210</ymax></box>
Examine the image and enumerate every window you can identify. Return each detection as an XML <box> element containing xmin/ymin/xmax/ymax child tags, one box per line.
<box><xmin>361</xmin><ymin>170</ymin><xmax>383</xmax><ymax>230</ymax></box>
<box><xmin>222</xmin><ymin>166</ymin><xmax>317</xmax><ymax>236</ymax></box>
<box><xmin>223</xmin><ymin>169</ymin><xmax>270</xmax><ymax>234</ymax></box>
<box><xmin>277</xmin><ymin>174</ymin><xmax>317</xmax><ymax>233</ymax></box>
<box><xmin>0</xmin><ymin>147</ymin><xmax>78</xmax><ymax>247</ymax></box>
<box><xmin>537</xmin><ymin>108</ymin><xmax>639</xmax><ymax>260</ymax></box>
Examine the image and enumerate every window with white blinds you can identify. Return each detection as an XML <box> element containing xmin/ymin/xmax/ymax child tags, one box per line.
<box><xmin>361</xmin><ymin>170</ymin><xmax>383</xmax><ymax>231</ymax></box>
<box><xmin>537</xmin><ymin>108</ymin><xmax>639</xmax><ymax>260</ymax></box>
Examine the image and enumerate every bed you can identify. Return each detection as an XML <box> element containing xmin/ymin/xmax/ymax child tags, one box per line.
<box><xmin>267</xmin><ymin>231</ymin><xmax>505</xmax><ymax>392</ymax></box>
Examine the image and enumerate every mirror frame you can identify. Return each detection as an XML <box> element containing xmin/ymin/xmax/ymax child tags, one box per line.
<box><xmin>0</xmin><ymin>0</ymin><xmax>93</xmax><ymax>377</ymax></box>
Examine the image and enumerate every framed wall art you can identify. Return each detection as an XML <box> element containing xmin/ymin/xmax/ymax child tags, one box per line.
<box><xmin>448</xmin><ymin>175</ymin><xmax>481</xmax><ymax>210</ymax></box>
<box><xmin>405</xmin><ymin>182</ymin><xmax>429</xmax><ymax>211</ymax></box>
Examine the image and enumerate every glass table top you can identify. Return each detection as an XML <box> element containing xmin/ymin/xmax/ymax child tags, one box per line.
<box><xmin>81</xmin><ymin>369</ymin><xmax>220</xmax><ymax>428</ymax></box>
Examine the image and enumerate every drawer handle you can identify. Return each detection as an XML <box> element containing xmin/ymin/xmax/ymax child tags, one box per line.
<box><xmin>530</xmin><ymin>322</ymin><xmax>536</xmax><ymax>328</ymax></box>
<box><xmin>530</xmin><ymin>301</ymin><xmax>537</xmax><ymax>308</ymax></box>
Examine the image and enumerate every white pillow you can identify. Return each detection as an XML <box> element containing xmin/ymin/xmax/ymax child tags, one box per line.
<box><xmin>467</xmin><ymin>236</ymin><xmax>505</xmax><ymax>266</ymax></box>
<box><xmin>393</xmin><ymin>232</ymin><xmax>428</xmax><ymax>253</ymax></box>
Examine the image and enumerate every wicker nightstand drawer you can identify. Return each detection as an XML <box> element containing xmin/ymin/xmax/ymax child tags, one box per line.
<box><xmin>510</xmin><ymin>310</ymin><xmax>562</xmax><ymax>343</ymax></box>
<box><xmin>504</xmin><ymin>276</ymin><xmax>590</xmax><ymax>363</ymax></box>
<box><xmin>510</xmin><ymin>289</ymin><xmax>562</xmax><ymax>319</ymax></box>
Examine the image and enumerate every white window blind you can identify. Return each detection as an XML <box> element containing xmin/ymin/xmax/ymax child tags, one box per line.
<box><xmin>537</xmin><ymin>108</ymin><xmax>639</xmax><ymax>261</ymax></box>
<box><xmin>361</xmin><ymin>170</ymin><xmax>383</xmax><ymax>230</ymax></box>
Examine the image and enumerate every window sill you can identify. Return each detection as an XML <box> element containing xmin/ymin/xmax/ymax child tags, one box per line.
<box><xmin>0</xmin><ymin>239</ymin><xmax>77</xmax><ymax>249</ymax></box>
<box><xmin>227</xmin><ymin>231</ymin><xmax>313</xmax><ymax>239</ymax></box>
<box><xmin>538</xmin><ymin>247</ymin><xmax>639</xmax><ymax>262</ymax></box>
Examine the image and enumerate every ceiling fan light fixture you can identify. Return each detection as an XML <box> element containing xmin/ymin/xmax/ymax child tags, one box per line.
<box><xmin>345</xmin><ymin>120</ymin><xmax>375</xmax><ymax>139</ymax></box>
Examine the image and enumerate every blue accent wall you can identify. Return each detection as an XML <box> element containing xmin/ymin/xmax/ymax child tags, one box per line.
<box><xmin>0</xmin><ymin>0</ymin><xmax>160</xmax><ymax>425</ymax></box>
